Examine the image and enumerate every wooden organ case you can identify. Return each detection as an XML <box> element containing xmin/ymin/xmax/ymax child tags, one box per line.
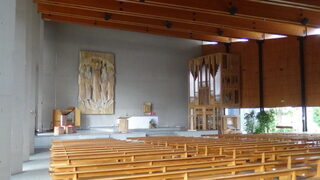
<box><xmin>188</xmin><ymin>53</ymin><xmax>240</xmax><ymax>132</ymax></box>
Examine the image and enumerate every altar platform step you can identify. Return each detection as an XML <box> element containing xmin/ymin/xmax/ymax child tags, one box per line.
<box><xmin>35</xmin><ymin>128</ymin><xmax>218</xmax><ymax>148</ymax></box>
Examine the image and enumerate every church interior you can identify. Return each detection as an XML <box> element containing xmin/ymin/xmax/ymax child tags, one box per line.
<box><xmin>2</xmin><ymin>0</ymin><xmax>320</xmax><ymax>179</ymax></box>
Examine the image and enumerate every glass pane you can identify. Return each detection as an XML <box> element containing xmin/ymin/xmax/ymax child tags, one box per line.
<box><xmin>189</xmin><ymin>72</ymin><xmax>194</xmax><ymax>98</ymax></box>
<box><xmin>215</xmin><ymin>66</ymin><xmax>221</xmax><ymax>101</ymax></box>
<box><xmin>307</xmin><ymin>107</ymin><xmax>320</xmax><ymax>133</ymax></box>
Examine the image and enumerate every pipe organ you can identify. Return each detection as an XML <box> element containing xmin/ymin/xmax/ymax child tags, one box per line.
<box><xmin>188</xmin><ymin>53</ymin><xmax>240</xmax><ymax>132</ymax></box>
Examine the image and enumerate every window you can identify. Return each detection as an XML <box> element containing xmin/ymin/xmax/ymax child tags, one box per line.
<box><xmin>240</xmin><ymin>107</ymin><xmax>303</xmax><ymax>133</ymax></box>
<box><xmin>307</xmin><ymin>107</ymin><xmax>320</xmax><ymax>133</ymax></box>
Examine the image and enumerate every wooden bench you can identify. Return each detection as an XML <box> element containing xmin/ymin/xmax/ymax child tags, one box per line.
<box><xmin>50</xmin><ymin>155</ymin><xmax>231</xmax><ymax>173</ymax></box>
<box><xmin>50</xmin><ymin>157</ymin><xmax>249</xmax><ymax>179</ymax></box>
<box><xmin>96</xmin><ymin>165</ymin><xmax>310</xmax><ymax>180</ymax></box>
<box><xmin>49</xmin><ymin>135</ymin><xmax>320</xmax><ymax>180</ymax></box>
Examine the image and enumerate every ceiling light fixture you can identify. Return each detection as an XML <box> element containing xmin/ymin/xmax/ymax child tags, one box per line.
<box><xmin>217</xmin><ymin>29</ymin><xmax>224</xmax><ymax>36</ymax></box>
<box><xmin>229</xmin><ymin>6</ymin><xmax>238</xmax><ymax>15</ymax></box>
<box><xmin>300</xmin><ymin>17</ymin><xmax>309</xmax><ymax>25</ymax></box>
<box><xmin>164</xmin><ymin>21</ymin><xmax>172</xmax><ymax>28</ymax></box>
<box><xmin>104</xmin><ymin>13</ymin><xmax>112</xmax><ymax>20</ymax></box>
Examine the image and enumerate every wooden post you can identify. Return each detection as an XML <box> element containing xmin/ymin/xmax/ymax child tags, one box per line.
<box><xmin>291</xmin><ymin>171</ymin><xmax>297</xmax><ymax>180</ymax></box>
<box><xmin>203</xmin><ymin>107</ymin><xmax>207</xmax><ymax>130</ymax></box>
<box><xmin>72</xmin><ymin>174</ymin><xmax>78</xmax><ymax>180</ymax></box>
<box><xmin>162</xmin><ymin>166</ymin><xmax>167</xmax><ymax>173</ymax></box>
<box><xmin>205</xmin><ymin>146</ymin><xmax>208</xmax><ymax>156</ymax></box>
<box><xmin>316</xmin><ymin>160</ymin><xmax>320</xmax><ymax>177</ymax></box>
<box><xmin>261</xmin><ymin>152</ymin><xmax>265</xmax><ymax>163</ymax></box>
<box><xmin>184</xmin><ymin>172</ymin><xmax>188</xmax><ymax>180</ymax></box>
<box><xmin>287</xmin><ymin>156</ymin><xmax>292</xmax><ymax>169</ymax></box>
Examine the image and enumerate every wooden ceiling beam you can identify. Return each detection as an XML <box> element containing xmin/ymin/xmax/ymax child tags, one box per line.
<box><xmin>35</xmin><ymin>0</ymin><xmax>316</xmax><ymax>36</ymax></box>
<box><xmin>37</xmin><ymin>3</ymin><xmax>268</xmax><ymax>40</ymax></box>
<box><xmin>249</xmin><ymin>0</ymin><xmax>320</xmax><ymax>12</ymax></box>
<box><xmin>121</xmin><ymin>0</ymin><xmax>320</xmax><ymax>27</ymax></box>
<box><xmin>41</xmin><ymin>13</ymin><xmax>234</xmax><ymax>43</ymax></box>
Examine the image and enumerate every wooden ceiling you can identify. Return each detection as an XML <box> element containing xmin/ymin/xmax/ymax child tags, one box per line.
<box><xmin>34</xmin><ymin>0</ymin><xmax>320</xmax><ymax>43</ymax></box>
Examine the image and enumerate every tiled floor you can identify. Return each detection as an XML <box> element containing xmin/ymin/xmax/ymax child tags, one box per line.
<box><xmin>11</xmin><ymin>148</ymin><xmax>50</xmax><ymax>180</ymax></box>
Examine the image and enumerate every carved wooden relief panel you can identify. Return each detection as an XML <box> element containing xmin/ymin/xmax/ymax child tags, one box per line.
<box><xmin>78</xmin><ymin>51</ymin><xmax>115</xmax><ymax>114</ymax></box>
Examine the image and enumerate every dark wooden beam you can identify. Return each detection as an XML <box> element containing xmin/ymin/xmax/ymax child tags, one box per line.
<box><xmin>257</xmin><ymin>40</ymin><xmax>265</xmax><ymax>111</ymax></box>
<box><xmin>123</xmin><ymin>0</ymin><xmax>320</xmax><ymax>27</ymax></box>
<box><xmin>41</xmin><ymin>14</ymin><xmax>233</xmax><ymax>42</ymax></box>
<box><xmin>37</xmin><ymin>3</ymin><xmax>266</xmax><ymax>40</ymax></box>
<box><xmin>298</xmin><ymin>36</ymin><xmax>307</xmax><ymax>132</ymax></box>
<box><xmin>250</xmin><ymin>0</ymin><xmax>320</xmax><ymax>12</ymax></box>
<box><xmin>35</xmin><ymin>0</ymin><xmax>317</xmax><ymax>36</ymax></box>
<box><xmin>224</xmin><ymin>43</ymin><xmax>231</xmax><ymax>53</ymax></box>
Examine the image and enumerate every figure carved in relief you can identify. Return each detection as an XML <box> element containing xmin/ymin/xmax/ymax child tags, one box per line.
<box><xmin>78</xmin><ymin>51</ymin><xmax>115</xmax><ymax>114</ymax></box>
<box><xmin>107</xmin><ymin>66</ymin><xmax>114</xmax><ymax>101</ymax></box>
<box><xmin>79</xmin><ymin>65</ymin><xmax>87</xmax><ymax>101</ymax></box>
<box><xmin>92</xmin><ymin>61</ymin><xmax>101</xmax><ymax>102</ymax></box>
<box><xmin>84</xmin><ymin>65</ymin><xmax>92</xmax><ymax>101</ymax></box>
<box><xmin>100</xmin><ymin>63</ymin><xmax>108</xmax><ymax>102</ymax></box>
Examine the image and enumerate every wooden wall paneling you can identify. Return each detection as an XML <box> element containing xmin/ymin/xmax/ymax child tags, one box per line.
<box><xmin>230</xmin><ymin>41</ymin><xmax>259</xmax><ymax>108</ymax></box>
<box><xmin>264</xmin><ymin>38</ymin><xmax>286</xmax><ymax>107</ymax></box>
<box><xmin>283</xmin><ymin>37</ymin><xmax>300</xmax><ymax>107</ymax></box>
<box><xmin>202</xmin><ymin>36</ymin><xmax>320</xmax><ymax>108</ymax></box>
<box><xmin>263</xmin><ymin>37</ymin><xmax>300</xmax><ymax>107</ymax></box>
<box><xmin>202</xmin><ymin>44</ymin><xmax>226</xmax><ymax>55</ymax></box>
<box><xmin>305</xmin><ymin>35</ymin><xmax>320</xmax><ymax>106</ymax></box>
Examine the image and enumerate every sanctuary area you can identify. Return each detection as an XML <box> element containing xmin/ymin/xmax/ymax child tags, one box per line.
<box><xmin>2</xmin><ymin>0</ymin><xmax>320</xmax><ymax>179</ymax></box>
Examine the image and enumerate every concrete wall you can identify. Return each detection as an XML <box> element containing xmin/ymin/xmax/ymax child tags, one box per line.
<box><xmin>24</xmin><ymin>0</ymin><xmax>43</xmax><ymax>158</ymax></box>
<box><xmin>12</xmin><ymin>0</ymin><xmax>42</xmax><ymax>173</ymax></box>
<box><xmin>38</xmin><ymin>22</ymin><xmax>202</xmax><ymax>130</ymax></box>
<box><xmin>0</xmin><ymin>0</ymin><xmax>42</xmax><ymax>177</ymax></box>
<box><xmin>0</xmin><ymin>0</ymin><xmax>16</xmax><ymax>178</ymax></box>
<box><xmin>36</xmin><ymin>22</ymin><xmax>56</xmax><ymax>131</ymax></box>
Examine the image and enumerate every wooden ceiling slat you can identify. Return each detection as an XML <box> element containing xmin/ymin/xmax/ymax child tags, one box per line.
<box><xmin>35</xmin><ymin>0</ymin><xmax>316</xmax><ymax>36</ymax></box>
<box><xmin>41</xmin><ymin>13</ymin><xmax>232</xmax><ymax>42</ymax></box>
<box><xmin>124</xmin><ymin>0</ymin><xmax>320</xmax><ymax>26</ymax></box>
<box><xmin>37</xmin><ymin>3</ymin><xmax>266</xmax><ymax>40</ymax></box>
<box><xmin>249</xmin><ymin>0</ymin><xmax>320</xmax><ymax>12</ymax></box>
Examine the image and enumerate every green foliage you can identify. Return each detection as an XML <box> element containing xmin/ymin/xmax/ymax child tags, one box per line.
<box><xmin>276</xmin><ymin>128</ymin><xmax>294</xmax><ymax>133</ymax></box>
<box><xmin>244</xmin><ymin>110</ymin><xmax>255</xmax><ymax>134</ymax></box>
<box><xmin>149</xmin><ymin>119</ymin><xmax>157</xmax><ymax>129</ymax></box>
<box><xmin>243</xmin><ymin>109</ymin><xmax>277</xmax><ymax>134</ymax></box>
<box><xmin>255</xmin><ymin>110</ymin><xmax>276</xmax><ymax>134</ymax></box>
<box><xmin>313</xmin><ymin>107</ymin><xmax>320</xmax><ymax>127</ymax></box>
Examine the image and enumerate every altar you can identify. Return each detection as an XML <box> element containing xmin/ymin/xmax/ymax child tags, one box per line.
<box><xmin>128</xmin><ymin>116</ymin><xmax>159</xmax><ymax>129</ymax></box>
<box><xmin>127</xmin><ymin>116</ymin><xmax>158</xmax><ymax>129</ymax></box>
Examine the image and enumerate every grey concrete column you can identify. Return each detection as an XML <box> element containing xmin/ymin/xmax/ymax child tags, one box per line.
<box><xmin>0</xmin><ymin>0</ymin><xmax>17</xmax><ymax>179</ymax></box>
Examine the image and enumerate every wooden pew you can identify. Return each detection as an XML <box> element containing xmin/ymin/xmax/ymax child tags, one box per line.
<box><xmin>50</xmin><ymin>155</ymin><xmax>232</xmax><ymax>173</ymax></box>
<box><xmin>96</xmin><ymin>165</ymin><xmax>310</xmax><ymax>180</ymax></box>
<box><xmin>50</xmin><ymin>157</ymin><xmax>249</xmax><ymax>179</ymax></box>
<box><xmin>51</xmin><ymin>150</ymin><xmax>199</xmax><ymax>166</ymax></box>
<box><xmin>49</xmin><ymin>135</ymin><xmax>320</xmax><ymax>180</ymax></box>
<box><xmin>205</xmin><ymin>167</ymin><xmax>311</xmax><ymax>180</ymax></box>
